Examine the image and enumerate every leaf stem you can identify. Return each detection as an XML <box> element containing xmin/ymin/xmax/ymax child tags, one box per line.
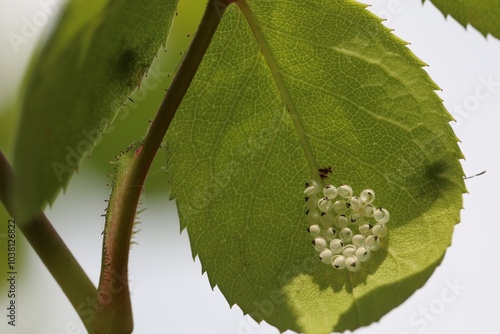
<box><xmin>140</xmin><ymin>0</ymin><xmax>231</xmax><ymax>167</ymax></box>
<box><xmin>94</xmin><ymin>1</ymin><xmax>231</xmax><ymax>332</ymax></box>
<box><xmin>0</xmin><ymin>151</ymin><xmax>97</xmax><ymax>334</ymax></box>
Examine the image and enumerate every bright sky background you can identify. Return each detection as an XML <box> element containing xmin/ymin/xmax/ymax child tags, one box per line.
<box><xmin>1</xmin><ymin>0</ymin><xmax>499</xmax><ymax>333</ymax></box>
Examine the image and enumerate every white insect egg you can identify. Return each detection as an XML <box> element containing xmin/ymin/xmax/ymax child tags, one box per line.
<box><xmin>342</xmin><ymin>245</ymin><xmax>356</xmax><ymax>257</ymax></box>
<box><xmin>365</xmin><ymin>235</ymin><xmax>381</xmax><ymax>251</ymax></box>
<box><xmin>306</xmin><ymin>196</ymin><xmax>319</xmax><ymax>210</ymax></box>
<box><xmin>323</xmin><ymin>184</ymin><xmax>338</xmax><ymax>199</ymax></box>
<box><xmin>330</xmin><ymin>239</ymin><xmax>344</xmax><ymax>254</ymax></box>
<box><xmin>335</xmin><ymin>214</ymin><xmax>348</xmax><ymax>228</ymax></box>
<box><xmin>305</xmin><ymin>181</ymin><xmax>389</xmax><ymax>272</ymax></box>
<box><xmin>372</xmin><ymin>223</ymin><xmax>388</xmax><ymax>238</ymax></box>
<box><xmin>345</xmin><ymin>256</ymin><xmax>361</xmax><ymax>272</ymax></box>
<box><xmin>352</xmin><ymin>234</ymin><xmax>365</xmax><ymax>248</ymax></box>
<box><xmin>365</xmin><ymin>235</ymin><xmax>377</xmax><ymax>247</ymax></box>
<box><xmin>338</xmin><ymin>185</ymin><xmax>353</xmax><ymax>199</ymax></box>
<box><xmin>305</xmin><ymin>210</ymin><xmax>320</xmax><ymax>224</ymax></box>
<box><xmin>307</xmin><ymin>224</ymin><xmax>321</xmax><ymax>236</ymax></box>
<box><xmin>340</xmin><ymin>227</ymin><xmax>353</xmax><ymax>242</ymax></box>
<box><xmin>361</xmin><ymin>204</ymin><xmax>374</xmax><ymax>217</ymax></box>
<box><xmin>323</xmin><ymin>227</ymin><xmax>337</xmax><ymax>241</ymax></box>
<box><xmin>332</xmin><ymin>200</ymin><xmax>347</xmax><ymax>214</ymax></box>
<box><xmin>348</xmin><ymin>196</ymin><xmax>363</xmax><ymax>210</ymax></box>
<box><xmin>370</xmin><ymin>240</ymin><xmax>381</xmax><ymax>251</ymax></box>
<box><xmin>319</xmin><ymin>212</ymin><xmax>335</xmax><ymax>227</ymax></box>
<box><xmin>373</xmin><ymin>207</ymin><xmax>390</xmax><ymax>224</ymax></box>
<box><xmin>350</xmin><ymin>210</ymin><xmax>363</xmax><ymax>220</ymax></box>
<box><xmin>319</xmin><ymin>249</ymin><xmax>333</xmax><ymax>264</ymax></box>
<box><xmin>358</xmin><ymin>223</ymin><xmax>373</xmax><ymax>235</ymax></box>
<box><xmin>312</xmin><ymin>236</ymin><xmax>327</xmax><ymax>251</ymax></box>
<box><xmin>360</xmin><ymin>189</ymin><xmax>375</xmax><ymax>204</ymax></box>
<box><xmin>355</xmin><ymin>246</ymin><xmax>371</xmax><ymax>262</ymax></box>
<box><xmin>318</xmin><ymin>197</ymin><xmax>333</xmax><ymax>213</ymax></box>
<box><xmin>331</xmin><ymin>255</ymin><xmax>346</xmax><ymax>269</ymax></box>
<box><xmin>304</xmin><ymin>180</ymin><xmax>320</xmax><ymax>196</ymax></box>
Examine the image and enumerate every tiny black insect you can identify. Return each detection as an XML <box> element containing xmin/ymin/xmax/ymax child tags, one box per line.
<box><xmin>318</xmin><ymin>166</ymin><xmax>333</xmax><ymax>180</ymax></box>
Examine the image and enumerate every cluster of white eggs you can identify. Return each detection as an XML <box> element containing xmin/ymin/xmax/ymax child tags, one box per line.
<box><xmin>304</xmin><ymin>180</ymin><xmax>390</xmax><ymax>272</ymax></box>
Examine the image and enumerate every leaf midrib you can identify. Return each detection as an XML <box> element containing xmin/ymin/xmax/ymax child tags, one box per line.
<box><xmin>237</xmin><ymin>0</ymin><xmax>321</xmax><ymax>180</ymax></box>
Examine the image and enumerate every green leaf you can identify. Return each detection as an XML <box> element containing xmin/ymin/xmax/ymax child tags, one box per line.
<box><xmin>13</xmin><ymin>0</ymin><xmax>177</xmax><ymax>218</ymax></box>
<box><xmin>425</xmin><ymin>0</ymin><xmax>500</xmax><ymax>39</ymax></box>
<box><xmin>0</xmin><ymin>103</ymin><xmax>18</xmax><ymax>154</ymax></box>
<box><xmin>166</xmin><ymin>1</ymin><xmax>465</xmax><ymax>333</ymax></box>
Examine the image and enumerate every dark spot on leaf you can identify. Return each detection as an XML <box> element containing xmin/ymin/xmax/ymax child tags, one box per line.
<box><xmin>424</xmin><ymin>159</ymin><xmax>456</xmax><ymax>195</ymax></box>
<box><xmin>318</xmin><ymin>166</ymin><xmax>332</xmax><ymax>180</ymax></box>
<box><xmin>113</xmin><ymin>48</ymin><xmax>139</xmax><ymax>82</ymax></box>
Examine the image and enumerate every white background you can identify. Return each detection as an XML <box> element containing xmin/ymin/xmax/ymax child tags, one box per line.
<box><xmin>1</xmin><ymin>0</ymin><xmax>499</xmax><ymax>333</ymax></box>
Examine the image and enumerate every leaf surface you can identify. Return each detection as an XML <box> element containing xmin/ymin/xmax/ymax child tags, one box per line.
<box><xmin>13</xmin><ymin>0</ymin><xmax>177</xmax><ymax>218</ymax></box>
<box><xmin>425</xmin><ymin>0</ymin><xmax>500</xmax><ymax>39</ymax></box>
<box><xmin>166</xmin><ymin>1</ymin><xmax>465</xmax><ymax>333</ymax></box>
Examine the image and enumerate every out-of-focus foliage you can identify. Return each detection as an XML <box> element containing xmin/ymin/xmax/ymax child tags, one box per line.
<box><xmin>13</xmin><ymin>0</ymin><xmax>177</xmax><ymax>220</ymax></box>
<box><xmin>426</xmin><ymin>0</ymin><xmax>500</xmax><ymax>39</ymax></box>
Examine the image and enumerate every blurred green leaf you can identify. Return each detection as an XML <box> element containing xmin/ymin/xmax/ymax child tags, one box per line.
<box><xmin>0</xmin><ymin>103</ymin><xmax>18</xmax><ymax>153</ymax></box>
<box><xmin>425</xmin><ymin>0</ymin><xmax>500</xmax><ymax>39</ymax></box>
<box><xmin>87</xmin><ymin>0</ymin><xmax>207</xmax><ymax>195</ymax></box>
<box><xmin>13</xmin><ymin>0</ymin><xmax>177</xmax><ymax>219</ymax></box>
<box><xmin>166</xmin><ymin>1</ymin><xmax>465</xmax><ymax>333</ymax></box>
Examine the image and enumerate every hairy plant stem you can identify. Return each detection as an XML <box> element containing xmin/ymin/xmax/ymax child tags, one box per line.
<box><xmin>0</xmin><ymin>151</ymin><xmax>97</xmax><ymax>334</ymax></box>
<box><xmin>94</xmin><ymin>1</ymin><xmax>231</xmax><ymax>333</ymax></box>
